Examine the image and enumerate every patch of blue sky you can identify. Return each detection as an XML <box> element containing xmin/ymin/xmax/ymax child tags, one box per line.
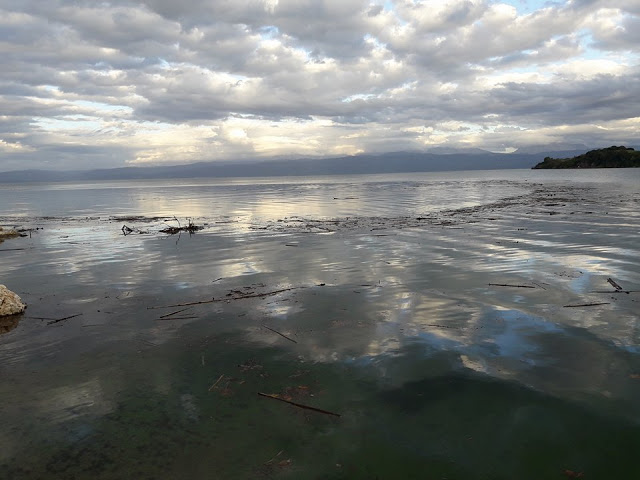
<box><xmin>494</xmin><ymin>0</ymin><xmax>559</xmax><ymax>15</ymax></box>
<box><xmin>364</xmin><ymin>33</ymin><xmax>386</xmax><ymax>49</ymax></box>
<box><xmin>385</xmin><ymin>0</ymin><xmax>557</xmax><ymax>15</ymax></box>
<box><xmin>341</xmin><ymin>93</ymin><xmax>377</xmax><ymax>103</ymax></box>
<box><xmin>33</xmin><ymin>116</ymin><xmax>103</xmax><ymax>132</ymax></box>
<box><xmin>72</xmin><ymin>100</ymin><xmax>132</xmax><ymax>114</ymax></box>
<box><xmin>576</xmin><ymin>30</ymin><xmax>637</xmax><ymax>62</ymax></box>
<box><xmin>258</xmin><ymin>25</ymin><xmax>280</xmax><ymax>39</ymax></box>
<box><xmin>381</xmin><ymin>1</ymin><xmax>409</xmax><ymax>26</ymax></box>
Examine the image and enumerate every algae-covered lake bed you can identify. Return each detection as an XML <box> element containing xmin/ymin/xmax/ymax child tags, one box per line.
<box><xmin>1</xmin><ymin>170</ymin><xmax>639</xmax><ymax>479</ymax></box>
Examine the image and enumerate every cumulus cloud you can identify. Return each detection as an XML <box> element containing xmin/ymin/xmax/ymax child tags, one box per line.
<box><xmin>0</xmin><ymin>0</ymin><xmax>638</xmax><ymax>170</ymax></box>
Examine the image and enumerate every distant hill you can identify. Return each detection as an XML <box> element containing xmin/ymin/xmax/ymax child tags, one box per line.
<box><xmin>0</xmin><ymin>149</ymin><xmax>605</xmax><ymax>183</ymax></box>
<box><xmin>532</xmin><ymin>146</ymin><xmax>640</xmax><ymax>169</ymax></box>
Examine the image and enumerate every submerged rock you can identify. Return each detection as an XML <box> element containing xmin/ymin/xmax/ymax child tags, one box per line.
<box><xmin>0</xmin><ymin>285</ymin><xmax>26</xmax><ymax>317</ymax></box>
<box><xmin>0</xmin><ymin>315</ymin><xmax>20</xmax><ymax>334</ymax></box>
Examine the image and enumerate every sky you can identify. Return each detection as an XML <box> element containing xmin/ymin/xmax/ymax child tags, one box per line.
<box><xmin>0</xmin><ymin>0</ymin><xmax>639</xmax><ymax>171</ymax></box>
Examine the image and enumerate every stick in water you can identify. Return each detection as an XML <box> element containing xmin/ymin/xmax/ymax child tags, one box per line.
<box><xmin>47</xmin><ymin>313</ymin><xmax>83</xmax><ymax>325</ymax></box>
<box><xmin>147</xmin><ymin>298</ymin><xmax>216</xmax><ymax>309</ymax></box>
<box><xmin>257</xmin><ymin>392</ymin><xmax>340</xmax><ymax>417</ymax></box>
<box><xmin>262</xmin><ymin>324</ymin><xmax>298</xmax><ymax>343</ymax></box>
<box><xmin>607</xmin><ymin>278</ymin><xmax>623</xmax><ymax>291</ymax></box>
<box><xmin>208</xmin><ymin>374</ymin><xmax>225</xmax><ymax>391</ymax></box>
<box><xmin>159</xmin><ymin>307</ymin><xmax>193</xmax><ymax>319</ymax></box>
<box><xmin>488</xmin><ymin>283</ymin><xmax>536</xmax><ymax>288</ymax></box>
<box><xmin>563</xmin><ymin>302</ymin><xmax>610</xmax><ymax>308</ymax></box>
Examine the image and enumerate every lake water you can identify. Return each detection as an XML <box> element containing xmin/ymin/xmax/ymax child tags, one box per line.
<box><xmin>1</xmin><ymin>169</ymin><xmax>640</xmax><ymax>479</ymax></box>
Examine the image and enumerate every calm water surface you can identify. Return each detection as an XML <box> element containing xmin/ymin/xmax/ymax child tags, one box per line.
<box><xmin>1</xmin><ymin>169</ymin><xmax>639</xmax><ymax>479</ymax></box>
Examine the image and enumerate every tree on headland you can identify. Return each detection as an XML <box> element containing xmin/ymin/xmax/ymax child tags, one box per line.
<box><xmin>532</xmin><ymin>146</ymin><xmax>640</xmax><ymax>169</ymax></box>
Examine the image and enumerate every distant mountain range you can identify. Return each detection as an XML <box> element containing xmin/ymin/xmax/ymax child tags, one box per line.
<box><xmin>0</xmin><ymin>147</ymin><xmax>612</xmax><ymax>183</ymax></box>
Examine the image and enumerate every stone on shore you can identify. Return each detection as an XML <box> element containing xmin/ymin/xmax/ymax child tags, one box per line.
<box><xmin>0</xmin><ymin>227</ymin><xmax>20</xmax><ymax>242</ymax></box>
<box><xmin>0</xmin><ymin>285</ymin><xmax>27</xmax><ymax>317</ymax></box>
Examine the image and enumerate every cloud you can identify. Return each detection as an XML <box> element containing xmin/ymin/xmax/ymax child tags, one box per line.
<box><xmin>0</xmin><ymin>0</ymin><xmax>638</xmax><ymax>170</ymax></box>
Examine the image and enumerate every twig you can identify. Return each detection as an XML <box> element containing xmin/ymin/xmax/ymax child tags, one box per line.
<box><xmin>262</xmin><ymin>324</ymin><xmax>298</xmax><ymax>343</ymax></box>
<box><xmin>590</xmin><ymin>290</ymin><xmax>637</xmax><ymax>294</ymax></box>
<box><xmin>563</xmin><ymin>302</ymin><xmax>610</xmax><ymax>308</ymax></box>
<box><xmin>257</xmin><ymin>392</ymin><xmax>341</xmax><ymax>417</ymax></box>
<box><xmin>488</xmin><ymin>283</ymin><xmax>536</xmax><ymax>288</ymax></box>
<box><xmin>157</xmin><ymin>316</ymin><xmax>198</xmax><ymax>320</ymax></box>
<box><xmin>607</xmin><ymin>278</ymin><xmax>623</xmax><ymax>291</ymax></box>
<box><xmin>159</xmin><ymin>307</ymin><xmax>192</xmax><ymax>319</ymax></box>
<box><xmin>208</xmin><ymin>374</ymin><xmax>225</xmax><ymax>391</ymax></box>
<box><xmin>265</xmin><ymin>450</ymin><xmax>284</xmax><ymax>465</ymax></box>
<box><xmin>47</xmin><ymin>313</ymin><xmax>83</xmax><ymax>325</ymax></box>
<box><xmin>0</xmin><ymin>248</ymin><xmax>28</xmax><ymax>252</ymax></box>
<box><xmin>229</xmin><ymin>287</ymin><xmax>303</xmax><ymax>300</ymax></box>
<box><xmin>212</xmin><ymin>277</ymin><xmax>223</xmax><ymax>283</ymax></box>
<box><xmin>147</xmin><ymin>298</ymin><xmax>215</xmax><ymax>309</ymax></box>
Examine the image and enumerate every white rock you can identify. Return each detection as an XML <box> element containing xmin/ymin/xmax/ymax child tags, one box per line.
<box><xmin>0</xmin><ymin>285</ymin><xmax>26</xmax><ymax>317</ymax></box>
<box><xmin>0</xmin><ymin>227</ymin><xmax>20</xmax><ymax>240</ymax></box>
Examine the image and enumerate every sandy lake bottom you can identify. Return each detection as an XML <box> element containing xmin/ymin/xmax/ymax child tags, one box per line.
<box><xmin>1</xmin><ymin>171</ymin><xmax>639</xmax><ymax>479</ymax></box>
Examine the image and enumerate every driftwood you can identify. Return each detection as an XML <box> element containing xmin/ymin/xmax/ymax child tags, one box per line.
<box><xmin>591</xmin><ymin>290</ymin><xmax>638</xmax><ymax>294</ymax></box>
<box><xmin>159</xmin><ymin>307</ymin><xmax>193</xmax><ymax>319</ymax></box>
<box><xmin>257</xmin><ymin>392</ymin><xmax>341</xmax><ymax>417</ymax></box>
<box><xmin>227</xmin><ymin>287</ymin><xmax>303</xmax><ymax>300</ymax></box>
<box><xmin>157</xmin><ymin>316</ymin><xmax>198</xmax><ymax>320</ymax></box>
<box><xmin>159</xmin><ymin>217</ymin><xmax>203</xmax><ymax>235</ymax></box>
<box><xmin>208</xmin><ymin>374</ymin><xmax>225</xmax><ymax>391</ymax></box>
<box><xmin>147</xmin><ymin>298</ymin><xmax>216</xmax><ymax>309</ymax></box>
<box><xmin>121</xmin><ymin>225</ymin><xmax>149</xmax><ymax>235</ymax></box>
<box><xmin>607</xmin><ymin>278</ymin><xmax>623</xmax><ymax>291</ymax></box>
<box><xmin>563</xmin><ymin>302</ymin><xmax>610</xmax><ymax>308</ymax></box>
<box><xmin>46</xmin><ymin>313</ymin><xmax>83</xmax><ymax>325</ymax></box>
<box><xmin>262</xmin><ymin>324</ymin><xmax>297</xmax><ymax>343</ymax></box>
<box><xmin>488</xmin><ymin>283</ymin><xmax>536</xmax><ymax>288</ymax></box>
<box><xmin>148</xmin><ymin>286</ymin><xmax>302</xmax><ymax>311</ymax></box>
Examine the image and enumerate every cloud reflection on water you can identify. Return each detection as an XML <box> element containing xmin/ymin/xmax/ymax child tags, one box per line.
<box><xmin>1</xmin><ymin>173</ymin><xmax>639</xmax><ymax>477</ymax></box>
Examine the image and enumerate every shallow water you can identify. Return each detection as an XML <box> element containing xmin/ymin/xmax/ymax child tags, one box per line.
<box><xmin>1</xmin><ymin>169</ymin><xmax>639</xmax><ymax>479</ymax></box>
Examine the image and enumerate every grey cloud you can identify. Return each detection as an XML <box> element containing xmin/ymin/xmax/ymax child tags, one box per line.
<box><xmin>590</xmin><ymin>15</ymin><xmax>640</xmax><ymax>51</ymax></box>
<box><xmin>492</xmin><ymin>70</ymin><xmax>640</xmax><ymax>125</ymax></box>
<box><xmin>0</xmin><ymin>0</ymin><xmax>638</xmax><ymax>170</ymax></box>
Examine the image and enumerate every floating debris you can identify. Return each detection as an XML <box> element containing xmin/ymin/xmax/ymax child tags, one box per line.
<box><xmin>563</xmin><ymin>302</ymin><xmax>610</xmax><ymax>308</ymax></box>
<box><xmin>257</xmin><ymin>392</ymin><xmax>341</xmax><ymax>417</ymax></box>
<box><xmin>607</xmin><ymin>277</ymin><xmax>623</xmax><ymax>291</ymax></box>
<box><xmin>159</xmin><ymin>217</ymin><xmax>204</xmax><ymax>234</ymax></box>
<box><xmin>488</xmin><ymin>283</ymin><xmax>536</xmax><ymax>288</ymax></box>
<box><xmin>262</xmin><ymin>324</ymin><xmax>297</xmax><ymax>343</ymax></box>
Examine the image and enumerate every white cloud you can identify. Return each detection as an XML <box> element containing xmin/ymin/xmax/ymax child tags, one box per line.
<box><xmin>0</xmin><ymin>0</ymin><xmax>638</xmax><ymax>170</ymax></box>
